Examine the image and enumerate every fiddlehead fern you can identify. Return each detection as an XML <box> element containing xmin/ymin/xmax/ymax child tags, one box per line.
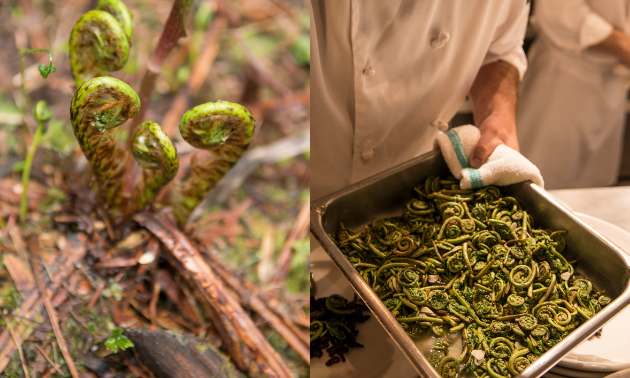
<box><xmin>173</xmin><ymin>100</ymin><xmax>255</xmax><ymax>227</ymax></box>
<box><xmin>95</xmin><ymin>0</ymin><xmax>133</xmax><ymax>40</ymax></box>
<box><xmin>70</xmin><ymin>0</ymin><xmax>132</xmax><ymax>88</ymax></box>
<box><xmin>131</xmin><ymin>121</ymin><xmax>179</xmax><ymax>210</ymax></box>
<box><xmin>71</xmin><ymin>76</ymin><xmax>140</xmax><ymax>216</ymax></box>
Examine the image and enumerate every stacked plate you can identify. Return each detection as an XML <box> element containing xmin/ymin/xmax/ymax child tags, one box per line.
<box><xmin>311</xmin><ymin>214</ymin><xmax>630</xmax><ymax>378</ymax></box>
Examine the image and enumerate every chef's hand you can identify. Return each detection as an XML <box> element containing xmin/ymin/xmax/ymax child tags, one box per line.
<box><xmin>472</xmin><ymin>114</ymin><xmax>519</xmax><ymax>168</ymax></box>
<box><xmin>468</xmin><ymin>60</ymin><xmax>520</xmax><ymax>168</ymax></box>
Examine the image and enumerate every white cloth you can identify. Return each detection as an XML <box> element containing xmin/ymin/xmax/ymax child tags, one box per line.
<box><xmin>436</xmin><ymin>125</ymin><xmax>544</xmax><ymax>189</ymax></box>
<box><xmin>311</xmin><ymin>0</ymin><xmax>530</xmax><ymax>200</ymax></box>
<box><xmin>516</xmin><ymin>0</ymin><xmax>630</xmax><ymax>189</ymax></box>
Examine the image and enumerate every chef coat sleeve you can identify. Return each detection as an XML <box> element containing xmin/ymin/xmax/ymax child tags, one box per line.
<box><xmin>482</xmin><ymin>1</ymin><xmax>530</xmax><ymax>80</ymax></box>
<box><xmin>535</xmin><ymin>0</ymin><xmax>614</xmax><ymax>52</ymax></box>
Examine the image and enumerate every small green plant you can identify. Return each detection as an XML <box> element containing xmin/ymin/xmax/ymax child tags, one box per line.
<box><xmin>20</xmin><ymin>100</ymin><xmax>52</xmax><ymax>224</ymax></box>
<box><xmin>104</xmin><ymin>328</ymin><xmax>134</xmax><ymax>352</ymax></box>
<box><xmin>17</xmin><ymin>47</ymin><xmax>56</xmax><ymax>225</ymax></box>
<box><xmin>19</xmin><ymin>48</ymin><xmax>56</xmax><ymax>79</ymax></box>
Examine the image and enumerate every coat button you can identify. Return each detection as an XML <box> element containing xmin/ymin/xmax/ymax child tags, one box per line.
<box><xmin>431</xmin><ymin>32</ymin><xmax>450</xmax><ymax>49</ymax></box>
<box><xmin>361</xmin><ymin>149</ymin><xmax>374</xmax><ymax>161</ymax></box>
<box><xmin>362</xmin><ymin>66</ymin><xmax>375</xmax><ymax>76</ymax></box>
<box><xmin>432</xmin><ymin>119</ymin><xmax>449</xmax><ymax>132</ymax></box>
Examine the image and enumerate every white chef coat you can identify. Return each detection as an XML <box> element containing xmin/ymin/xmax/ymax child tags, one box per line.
<box><xmin>311</xmin><ymin>0</ymin><xmax>530</xmax><ymax>201</ymax></box>
<box><xmin>516</xmin><ymin>0</ymin><xmax>630</xmax><ymax>189</ymax></box>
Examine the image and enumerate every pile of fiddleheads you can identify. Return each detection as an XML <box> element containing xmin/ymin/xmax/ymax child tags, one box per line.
<box><xmin>330</xmin><ymin>176</ymin><xmax>612</xmax><ymax>378</ymax></box>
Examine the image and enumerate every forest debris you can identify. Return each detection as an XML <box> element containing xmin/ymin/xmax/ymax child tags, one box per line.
<box><xmin>1</xmin><ymin>315</ymin><xmax>30</xmax><ymax>378</ymax></box>
<box><xmin>270</xmin><ymin>197</ymin><xmax>309</xmax><ymax>285</ymax></box>
<box><xmin>192</xmin><ymin>198</ymin><xmax>252</xmax><ymax>246</ymax></box>
<box><xmin>3</xmin><ymin>253</ymin><xmax>35</xmax><ymax>297</ymax></box>
<box><xmin>8</xmin><ymin>226</ymin><xmax>28</xmax><ymax>260</ymax></box>
<box><xmin>157</xmin><ymin>269</ymin><xmax>203</xmax><ymax>326</ymax></box>
<box><xmin>34</xmin><ymin>344</ymin><xmax>65</xmax><ymax>376</ymax></box>
<box><xmin>257</xmin><ymin>224</ymin><xmax>275</xmax><ymax>285</ymax></box>
<box><xmin>203</xmin><ymin>250</ymin><xmax>310</xmax><ymax>363</ymax></box>
<box><xmin>0</xmin><ymin>232</ymin><xmax>86</xmax><ymax>372</ymax></box>
<box><xmin>125</xmin><ymin>328</ymin><xmax>247</xmax><ymax>378</ymax></box>
<box><xmin>28</xmin><ymin>235</ymin><xmax>81</xmax><ymax>378</ymax></box>
<box><xmin>134</xmin><ymin>212</ymin><xmax>293</xmax><ymax>378</ymax></box>
<box><xmin>87</xmin><ymin>279</ymin><xmax>106</xmax><ymax>311</ymax></box>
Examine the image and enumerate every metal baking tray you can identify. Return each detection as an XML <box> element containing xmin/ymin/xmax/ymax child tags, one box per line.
<box><xmin>310</xmin><ymin>150</ymin><xmax>630</xmax><ymax>378</ymax></box>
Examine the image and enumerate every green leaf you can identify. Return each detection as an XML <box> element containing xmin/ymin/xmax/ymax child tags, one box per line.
<box><xmin>104</xmin><ymin>328</ymin><xmax>134</xmax><ymax>352</ymax></box>
<box><xmin>20</xmin><ymin>48</ymin><xmax>55</xmax><ymax>79</ymax></box>
<box><xmin>37</xmin><ymin>62</ymin><xmax>56</xmax><ymax>79</ymax></box>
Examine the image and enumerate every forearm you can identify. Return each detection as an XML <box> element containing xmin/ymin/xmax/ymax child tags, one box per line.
<box><xmin>589</xmin><ymin>28</ymin><xmax>630</xmax><ymax>67</ymax></box>
<box><xmin>467</xmin><ymin>60</ymin><xmax>520</xmax><ymax>167</ymax></box>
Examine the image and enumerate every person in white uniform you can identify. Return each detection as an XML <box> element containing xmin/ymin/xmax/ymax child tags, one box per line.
<box><xmin>311</xmin><ymin>0</ymin><xmax>531</xmax><ymax>201</ymax></box>
<box><xmin>517</xmin><ymin>0</ymin><xmax>630</xmax><ymax>189</ymax></box>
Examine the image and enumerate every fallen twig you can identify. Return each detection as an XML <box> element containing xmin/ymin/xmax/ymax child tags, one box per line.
<box><xmin>205</xmin><ymin>251</ymin><xmax>310</xmax><ymax>364</ymax></box>
<box><xmin>134</xmin><ymin>212</ymin><xmax>293</xmax><ymax>378</ymax></box>
<box><xmin>28</xmin><ymin>235</ymin><xmax>81</xmax><ymax>378</ymax></box>
<box><xmin>34</xmin><ymin>344</ymin><xmax>65</xmax><ymax>376</ymax></box>
<box><xmin>1</xmin><ymin>315</ymin><xmax>29</xmax><ymax>378</ymax></box>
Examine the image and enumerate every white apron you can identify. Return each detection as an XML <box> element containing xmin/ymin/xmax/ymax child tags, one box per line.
<box><xmin>517</xmin><ymin>0</ymin><xmax>630</xmax><ymax>189</ymax></box>
<box><xmin>311</xmin><ymin>0</ymin><xmax>530</xmax><ymax>200</ymax></box>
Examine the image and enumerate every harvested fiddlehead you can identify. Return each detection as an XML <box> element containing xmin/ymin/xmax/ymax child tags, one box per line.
<box><xmin>71</xmin><ymin>76</ymin><xmax>140</xmax><ymax>216</ymax></box>
<box><xmin>131</xmin><ymin>121</ymin><xmax>179</xmax><ymax>210</ymax></box>
<box><xmin>70</xmin><ymin>0</ymin><xmax>132</xmax><ymax>88</ymax></box>
<box><xmin>173</xmin><ymin>101</ymin><xmax>255</xmax><ymax>227</ymax></box>
<box><xmin>331</xmin><ymin>176</ymin><xmax>612</xmax><ymax>377</ymax></box>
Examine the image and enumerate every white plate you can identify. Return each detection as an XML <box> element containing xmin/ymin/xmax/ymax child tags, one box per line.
<box><xmin>542</xmin><ymin>371</ymin><xmax>571</xmax><ymax>378</ymax></box>
<box><xmin>310</xmin><ymin>213</ymin><xmax>630</xmax><ymax>377</ymax></box>
<box><xmin>557</xmin><ymin>213</ymin><xmax>630</xmax><ymax>373</ymax></box>
<box><xmin>551</xmin><ymin>365</ymin><xmax>608</xmax><ymax>378</ymax></box>
<box><xmin>605</xmin><ymin>368</ymin><xmax>630</xmax><ymax>378</ymax></box>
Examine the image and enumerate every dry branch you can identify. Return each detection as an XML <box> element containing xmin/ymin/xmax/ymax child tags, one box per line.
<box><xmin>28</xmin><ymin>235</ymin><xmax>81</xmax><ymax>378</ymax></box>
<box><xmin>134</xmin><ymin>211</ymin><xmax>293</xmax><ymax>378</ymax></box>
<box><xmin>204</xmin><ymin>251</ymin><xmax>310</xmax><ymax>363</ymax></box>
